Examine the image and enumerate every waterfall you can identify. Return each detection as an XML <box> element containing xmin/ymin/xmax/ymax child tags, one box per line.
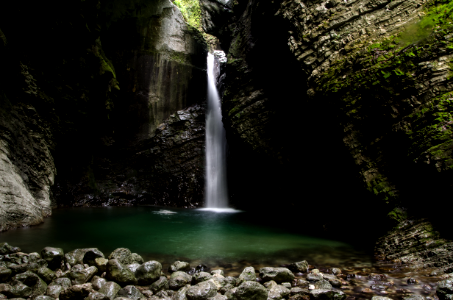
<box><xmin>204</xmin><ymin>52</ymin><xmax>229</xmax><ymax>210</ymax></box>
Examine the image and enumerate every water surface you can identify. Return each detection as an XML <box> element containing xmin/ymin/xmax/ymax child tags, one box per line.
<box><xmin>0</xmin><ymin>206</ymin><xmax>372</xmax><ymax>274</ymax></box>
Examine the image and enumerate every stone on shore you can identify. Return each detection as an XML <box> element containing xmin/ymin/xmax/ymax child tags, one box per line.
<box><xmin>169</xmin><ymin>271</ymin><xmax>192</xmax><ymax>290</ymax></box>
<box><xmin>69</xmin><ymin>264</ymin><xmax>98</xmax><ymax>284</ymax></box>
<box><xmin>239</xmin><ymin>267</ymin><xmax>256</xmax><ymax>284</ymax></box>
<box><xmin>437</xmin><ymin>279</ymin><xmax>453</xmax><ymax>300</ymax></box>
<box><xmin>135</xmin><ymin>261</ymin><xmax>162</xmax><ymax>285</ymax></box>
<box><xmin>150</xmin><ymin>276</ymin><xmax>169</xmax><ymax>293</ymax></box>
<box><xmin>98</xmin><ymin>281</ymin><xmax>121</xmax><ymax>300</ymax></box>
<box><xmin>86</xmin><ymin>291</ymin><xmax>111</xmax><ymax>300</ymax></box>
<box><xmin>108</xmin><ymin>249</ymin><xmax>135</xmax><ymax>266</ymax></box>
<box><xmin>259</xmin><ymin>268</ymin><xmax>295</xmax><ymax>283</ymax></box>
<box><xmin>59</xmin><ymin>283</ymin><xmax>93</xmax><ymax>300</ymax></box>
<box><xmin>186</xmin><ymin>281</ymin><xmax>218</xmax><ymax>300</ymax></box>
<box><xmin>170</xmin><ymin>261</ymin><xmax>191</xmax><ymax>273</ymax></box>
<box><xmin>289</xmin><ymin>261</ymin><xmax>309</xmax><ymax>273</ymax></box>
<box><xmin>116</xmin><ymin>285</ymin><xmax>144</xmax><ymax>300</ymax></box>
<box><xmin>310</xmin><ymin>289</ymin><xmax>346</xmax><ymax>300</ymax></box>
<box><xmin>40</xmin><ymin>247</ymin><xmax>64</xmax><ymax>269</ymax></box>
<box><xmin>106</xmin><ymin>259</ymin><xmax>136</xmax><ymax>286</ymax></box>
<box><xmin>91</xmin><ymin>276</ymin><xmax>107</xmax><ymax>291</ymax></box>
<box><xmin>193</xmin><ymin>272</ymin><xmax>213</xmax><ymax>284</ymax></box>
<box><xmin>65</xmin><ymin>249</ymin><xmax>104</xmax><ymax>267</ymax></box>
<box><xmin>235</xmin><ymin>281</ymin><xmax>268</xmax><ymax>300</ymax></box>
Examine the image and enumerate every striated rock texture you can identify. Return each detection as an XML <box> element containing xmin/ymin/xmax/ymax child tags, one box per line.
<box><xmin>375</xmin><ymin>219</ymin><xmax>453</xmax><ymax>270</ymax></box>
<box><xmin>208</xmin><ymin>0</ymin><xmax>453</xmax><ymax>227</ymax></box>
<box><xmin>0</xmin><ymin>102</ymin><xmax>55</xmax><ymax>231</ymax></box>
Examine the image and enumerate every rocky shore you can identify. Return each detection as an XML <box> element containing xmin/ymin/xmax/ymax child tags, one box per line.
<box><xmin>2</xmin><ymin>242</ymin><xmax>453</xmax><ymax>300</ymax></box>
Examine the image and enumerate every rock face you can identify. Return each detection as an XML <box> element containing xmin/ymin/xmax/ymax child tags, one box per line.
<box><xmin>375</xmin><ymin>219</ymin><xmax>453</xmax><ymax>269</ymax></box>
<box><xmin>0</xmin><ymin>0</ymin><xmax>208</xmax><ymax>230</ymax></box>
<box><xmin>0</xmin><ymin>103</ymin><xmax>55</xmax><ymax>231</ymax></box>
<box><xmin>203</xmin><ymin>0</ymin><xmax>453</xmax><ymax>232</ymax></box>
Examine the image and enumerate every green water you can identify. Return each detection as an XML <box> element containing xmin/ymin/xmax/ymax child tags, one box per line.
<box><xmin>0</xmin><ymin>206</ymin><xmax>372</xmax><ymax>273</ymax></box>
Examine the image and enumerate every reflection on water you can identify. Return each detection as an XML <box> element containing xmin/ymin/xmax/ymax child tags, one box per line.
<box><xmin>0</xmin><ymin>206</ymin><xmax>372</xmax><ymax>272</ymax></box>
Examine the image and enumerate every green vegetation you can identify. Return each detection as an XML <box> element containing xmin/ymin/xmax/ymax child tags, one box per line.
<box><xmin>316</xmin><ymin>0</ymin><xmax>453</xmax><ymax>210</ymax></box>
<box><xmin>173</xmin><ymin>0</ymin><xmax>202</xmax><ymax>29</ymax></box>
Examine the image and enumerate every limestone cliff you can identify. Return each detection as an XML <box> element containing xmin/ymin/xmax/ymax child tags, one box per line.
<box><xmin>0</xmin><ymin>0</ymin><xmax>208</xmax><ymax>230</ymax></box>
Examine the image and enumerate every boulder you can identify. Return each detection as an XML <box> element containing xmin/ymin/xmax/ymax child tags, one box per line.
<box><xmin>37</xmin><ymin>267</ymin><xmax>56</xmax><ymax>283</ymax></box>
<box><xmin>47</xmin><ymin>277</ymin><xmax>72</xmax><ymax>297</ymax></box>
<box><xmin>209</xmin><ymin>277</ymin><xmax>227</xmax><ymax>290</ymax></box>
<box><xmin>289</xmin><ymin>261</ymin><xmax>309</xmax><ymax>273</ymax></box>
<box><xmin>371</xmin><ymin>297</ymin><xmax>393</xmax><ymax>300</ymax></box>
<box><xmin>130</xmin><ymin>254</ymin><xmax>144</xmax><ymax>265</ymax></box>
<box><xmin>6</xmin><ymin>282</ymin><xmax>31</xmax><ymax>298</ymax></box>
<box><xmin>34</xmin><ymin>296</ymin><xmax>55</xmax><ymax>300</ymax></box>
<box><xmin>65</xmin><ymin>249</ymin><xmax>104</xmax><ymax>267</ymax></box>
<box><xmin>60</xmin><ymin>283</ymin><xmax>93</xmax><ymax>300</ymax></box>
<box><xmin>0</xmin><ymin>267</ymin><xmax>12</xmax><ymax>282</ymax></box>
<box><xmin>314</xmin><ymin>280</ymin><xmax>332</xmax><ymax>290</ymax></box>
<box><xmin>169</xmin><ymin>261</ymin><xmax>191</xmax><ymax>273</ymax></box>
<box><xmin>173</xmin><ymin>285</ymin><xmax>190</xmax><ymax>300</ymax></box>
<box><xmin>259</xmin><ymin>268</ymin><xmax>294</xmax><ymax>283</ymax></box>
<box><xmin>108</xmin><ymin>249</ymin><xmax>134</xmax><ymax>266</ymax></box>
<box><xmin>98</xmin><ymin>281</ymin><xmax>121</xmax><ymax>300</ymax></box>
<box><xmin>186</xmin><ymin>281</ymin><xmax>217</xmax><ymax>300</ymax></box>
<box><xmin>150</xmin><ymin>276</ymin><xmax>169</xmax><ymax>293</ymax></box>
<box><xmin>193</xmin><ymin>272</ymin><xmax>212</xmax><ymax>284</ymax></box>
<box><xmin>0</xmin><ymin>243</ymin><xmax>20</xmax><ymax>255</ymax></box>
<box><xmin>238</xmin><ymin>267</ymin><xmax>256</xmax><ymax>284</ymax></box>
<box><xmin>106</xmin><ymin>260</ymin><xmax>136</xmax><ymax>286</ymax></box>
<box><xmin>135</xmin><ymin>261</ymin><xmax>162</xmax><ymax>285</ymax></box>
<box><xmin>126</xmin><ymin>264</ymin><xmax>140</xmax><ymax>274</ymax></box>
<box><xmin>169</xmin><ymin>271</ymin><xmax>192</xmax><ymax>290</ymax></box>
<box><xmin>91</xmin><ymin>276</ymin><xmax>107</xmax><ymax>291</ymax></box>
<box><xmin>86</xmin><ymin>291</ymin><xmax>111</xmax><ymax>300</ymax></box>
<box><xmin>211</xmin><ymin>270</ymin><xmax>224</xmax><ymax>277</ymax></box>
<box><xmin>268</xmin><ymin>285</ymin><xmax>290</xmax><ymax>300</ymax></box>
<box><xmin>309</xmin><ymin>289</ymin><xmax>346</xmax><ymax>300</ymax></box>
<box><xmin>69</xmin><ymin>264</ymin><xmax>98</xmax><ymax>285</ymax></box>
<box><xmin>235</xmin><ymin>281</ymin><xmax>268</xmax><ymax>300</ymax></box>
<box><xmin>306</xmin><ymin>273</ymin><xmax>323</xmax><ymax>282</ymax></box>
<box><xmin>95</xmin><ymin>258</ymin><xmax>109</xmax><ymax>274</ymax></box>
<box><xmin>438</xmin><ymin>279</ymin><xmax>453</xmax><ymax>300</ymax></box>
<box><xmin>116</xmin><ymin>285</ymin><xmax>144</xmax><ymax>300</ymax></box>
<box><xmin>40</xmin><ymin>247</ymin><xmax>64</xmax><ymax>270</ymax></box>
<box><xmin>28</xmin><ymin>253</ymin><xmax>41</xmax><ymax>263</ymax></box>
<box><xmin>13</xmin><ymin>271</ymin><xmax>47</xmax><ymax>296</ymax></box>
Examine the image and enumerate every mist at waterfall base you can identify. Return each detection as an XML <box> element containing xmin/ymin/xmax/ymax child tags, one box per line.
<box><xmin>202</xmin><ymin>52</ymin><xmax>233</xmax><ymax>212</ymax></box>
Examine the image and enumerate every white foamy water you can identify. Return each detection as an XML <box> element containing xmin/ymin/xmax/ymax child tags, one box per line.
<box><xmin>153</xmin><ymin>210</ymin><xmax>177</xmax><ymax>215</ymax></box>
<box><xmin>205</xmin><ymin>53</ymin><xmax>229</xmax><ymax>209</ymax></box>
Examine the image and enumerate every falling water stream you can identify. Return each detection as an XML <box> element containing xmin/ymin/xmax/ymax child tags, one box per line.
<box><xmin>204</xmin><ymin>53</ymin><xmax>230</xmax><ymax>210</ymax></box>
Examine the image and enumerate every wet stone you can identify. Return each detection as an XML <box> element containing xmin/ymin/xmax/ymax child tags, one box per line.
<box><xmin>149</xmin><ymin>276</ymin><xmax>169</xmax><ymax>294</ymax></box>
<box><xmin>239</xmin><ymin>267</ymin><xmax>256</xmax><ymax>284</ymax></box>
<box><xmin>309</xmin><ymin>289</ymin><xmax>346</xmax><ymax>300</ymax></box>
<box><xmin>186</xmin><ymin>281</ymin><xmax>218</xmax><ymax>300</ymax></box>
<box><xmin>170</xmin><ymin>261</ymin><xmax>191</xmax><ymax>273</ymax></box>
<box><xmin>69</xmin><ymin>264</ymin><xmax>98</xmax><ymax>285</ymax></box>
<box><xmin>193</xmin><ymin>272</ymin><xmax>213</xmax><ymax>284</ymax></box>
<box><xmin>169</xmin><ymin>271</ymin><xmax>192</xmax><ymax>290</ymax></box>
<box><xmin>290</xmin><ymin>261</ymin><xmax>309</xmax><ymax>273</ymax></box>
<box><xmin>116</xmin><ymin>285</ymin><xmax>144</xmax><ymax>300</ymax></box>
<box><xmin>235</xmin><ymin>281</ymin><xmax>268</xmax><ymax>300</ymax></box>
<box><xmin>34</xmin><ymin>296</ymin><xmax>55</xmax><ymax>300</ymax></box>
<box><xmin>91</xmin><ymin>276</ymin><xmax>107</xmax><ymax>291</ymax></box>
<box><xmin>135</xmin><ymin>261</ymin><xmax>162</xmax><ymax>285</ymax></box>
<box><xmin>314</xmin><ymin>280</ymin><xmax>332</xmax><ymax>290</ymax></box>
<box><xmin>307</xmin><ymin>273</ymin><xmax>323</xmax><ymax>282</ymax></box>
<box><xmin>86</xmin><ymin>291</ymin><xmax>111</xmax><ymax>300</ymax></box>
<box><xmin>41</xmin><ymin>247</ymin><xmax>64</xmax><ymax>270</ymax></box>
<box><xmin>0</xmin><ymin>267</ymin><xmax>12</xmax><ymax>282</ymax></box>
<box><xmin>106</xmin><ymin>259</ymin><xmax>136</xmax><ymax>286</ymax></box>
<box><xmin>259</xmin><ymin>268</ymin><xmax>295</xmax><ymax>283</ymax></box>
<box><xmin>98</xmin><ymin>281</ymin><xmax>121</xmax><ymax>300</ymax></box>
<box><xmin>108</xmin><ymin>249</ymin><xmax>134</xmax><ymax>266</ymax></box>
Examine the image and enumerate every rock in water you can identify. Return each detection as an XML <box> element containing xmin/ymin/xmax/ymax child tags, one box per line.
<box><xmin>289</xmin><ymin>261</ymin><xmax>309</xmax><ymax>273</ymax></box>
<box><xmin>259</xmin><ymin>268</ymin><xmax>295</xmax><ymax>283</ymax></box>
<box><xmin>437</xmin><ymin>279</ymin><xmax>453</xmax><ymax>300</ymax></box>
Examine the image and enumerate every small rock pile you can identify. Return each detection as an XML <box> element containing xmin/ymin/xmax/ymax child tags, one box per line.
<box><xmin>2</xmin><ymin>242</ymin><xmax>453</xmax><ymax>300</ymax></box>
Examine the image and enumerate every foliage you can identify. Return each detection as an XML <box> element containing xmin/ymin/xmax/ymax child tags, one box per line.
<box><xmin>173</xmin><ymin>0</ymin><xmax>202</xmax><ymax>29</ymax></box>
<box><xmin>316</xmin><ymin>0</ymin><xmax>453</xmax><ymax>207</ymax></box>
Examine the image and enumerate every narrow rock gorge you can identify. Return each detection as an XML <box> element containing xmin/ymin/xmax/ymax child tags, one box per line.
<box><xmin>1</xmin><ymin>0</ymin><xmax>453</xmax><ymax>273</ymax></box>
